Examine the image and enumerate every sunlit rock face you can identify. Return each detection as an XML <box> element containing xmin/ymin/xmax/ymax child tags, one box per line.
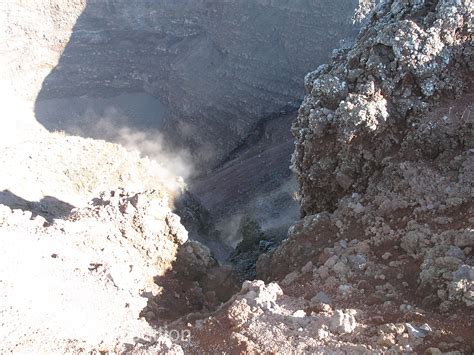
<box><xmin>1</xmin><ymin>0</ymin><xmax>358</xmax><ymax>170</ymax></box>
<box><xmin>0</xmin><ymin>0</ymin><xmax>86</xmax><ymax>101</ymax></box>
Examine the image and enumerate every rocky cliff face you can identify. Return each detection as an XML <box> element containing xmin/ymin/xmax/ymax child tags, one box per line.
<box><xmin>1</xmin><ymin>0</ymin><xmax>358</xmax><ymax>170</ymax></box>
<box><xmin>255</xmin><ymin>0</ymin><xmax>473</xmax><ymax>352</ymax></box>
<box><xmin>291</xmin><ymin>0</ymin><xmax>472</xmax><ymax>216</ymax></box>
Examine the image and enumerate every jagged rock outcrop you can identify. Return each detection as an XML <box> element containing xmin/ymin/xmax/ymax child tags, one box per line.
<box><xmin>255</xmin><ymin>0</ymin><xmax>473</xmax><ymax>352</ymax></box>
<box><xmin>169</xmin><ymin>281</ymin><xmax>369</xmax><ymax>353</ymax></box>
<box><xmin>291</xmin><ymin>0</ymin><xmax>472</xmax><ymax>215</ymax></box>
<box><xmin>0</xmin><ymin>132</ymin><xmax>235</xmax><ymax>353</ymax></box>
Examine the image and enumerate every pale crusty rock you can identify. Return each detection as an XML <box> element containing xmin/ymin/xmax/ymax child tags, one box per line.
<box><xmin>0</xmin><ymin>188</ymin><xmax>190</xmax><ymax>353</ymax></box>
<box><xmin>328</xmin><ymin>309</ymin><xmax>358</xmax><ymax>334</ymax></box>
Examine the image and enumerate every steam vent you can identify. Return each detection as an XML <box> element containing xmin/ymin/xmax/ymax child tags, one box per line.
<box><xmin>0</xmin><ymin>0</ymin><xmax>473</xmax><ymax>353</ymax></box>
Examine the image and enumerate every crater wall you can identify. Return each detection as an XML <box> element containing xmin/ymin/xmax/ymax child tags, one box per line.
<box><xmin>1</xmin><ymin>0</ymin><xmax>358</xmax><ymax>170</ymax></box>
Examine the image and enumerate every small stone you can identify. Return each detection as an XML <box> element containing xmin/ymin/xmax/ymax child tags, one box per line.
<box><xmin>317</xmin><ymin>327</ymin><xmax>330</xmax><ymax>339</ymax></box>
<box><xmin>348</xmin><ymin>254</ymin><xmax>367</xmax><ymax>270</ymax></box>
<box><xmin>419</xmin><ymin>323</ymin><xmax>432</xmax><ymax>332</ymax></box>
<box><xmin>324</xmin><ymin>276</ymin><xmax>338</xmax><ymax>287</ymax></box>
<box><xmin>379</xmin><ymin>323</ymin><xmax>406</xmax><ymax>335</ymax></box>
<box><xmin>311</xmin><ymin>291</ymin><xmax>332</xmax><ymax>305</ymax></box>
<box><xmin>446</xmin><ymin>246</ymin><xmax>465</xmax><ymax>260</ymax></box>
<box><xmin>377</xmin><ymin>333</ymin><xmax>396</xmax><ymax>347</ymax></box>
<box><xmin>382</xmin><ymin>252</ymin><xmax>392</xmax><ymax>260</ymax></box>
<box><xmin>329</xmin><ymin>310</ymin><xmax>357</xmax><ymax>334</ymax></box>
<box><xmin>399</xmin><ymin>304</ymin><xmax>412</xmax><ymax>312</ymax></box>
<box><xmin>301</xmin><ymin>261</ymin><xmax>313</xmax><ymax>274</ymax></box>
<box><xmin>336</xmin><ymin>172</ymin><xmax>353</xmax><ymax>191</ymax></box>
<box><xmin>282</xmin><ymin>271</ymin><xmax>300</xmax><ymax>286</ymax></box>
<box><xmin>454</xmin><ymin>231</ymin><xmax>474</xmax><ymax>247</ymax></box>
<box><xmin>325</xmin><ymin>255</ymin><xmax>339</xmax><ymax>268</ymax></box>
<box><xmin>351</xmin><ymin>202</ymin><xmax>365</xmax><ymax>214</ymax></box>
<box><xmin>406</xmin><ymin>323</ymin><xmax>431</xmax><ymax>338</ymax></box>
<box><xmin>333</xmin><ymin>261</ymin><xmax>349</xmax><ymax>275</ymax></box>
<box><xmin>338</xmin><ymin>284</ymin><xmax>353</xmax><ymax>296</ymax></box>
<box><xmin>453</xmin><ymin>264</ymin><xmax>474</xmax><ymax>281</ymax></box>
<box><xmin>310</xmin><ymin>302</ymin><xmax>333</xmax><ymax>314</ymax></box>
<box><xmin>318</xmin><ymin>250</ymin><xmax>332</xmax><ymax>264</ymax></box>
<box><xmin>317</xmin><ymin>266</ymin><xmax>330</xmax><ymax>278</ymax></box>
<box><xmin>293</xmin><ymin>310</ymin><xmax>306</xmax><ymax>318</ymax></box>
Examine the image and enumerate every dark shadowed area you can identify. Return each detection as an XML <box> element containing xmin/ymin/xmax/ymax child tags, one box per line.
<box><xmin>0</xmin><ymin>190</ymin><xmax>74</xmax><ymax>222</ymax></box>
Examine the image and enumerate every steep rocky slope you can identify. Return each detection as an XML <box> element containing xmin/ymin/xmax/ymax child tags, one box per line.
<box><xmin>291</xmin><ymin>0</ymin><xmax>472</xmax><ymax>216</ymax></box>
<box><xmin>0</xmin><ymin>189</ymin><xmax>184</xmax><ymax>353</ymax></box>
<box><xmin>0</xmin><ymin>0</ymin><xmax>85</xmax><ymax>101</ymax></box>
<box><xmin>190</xmin><ymin>111</ymin><xmax>299</xmax><ymax>248</ymax></box>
